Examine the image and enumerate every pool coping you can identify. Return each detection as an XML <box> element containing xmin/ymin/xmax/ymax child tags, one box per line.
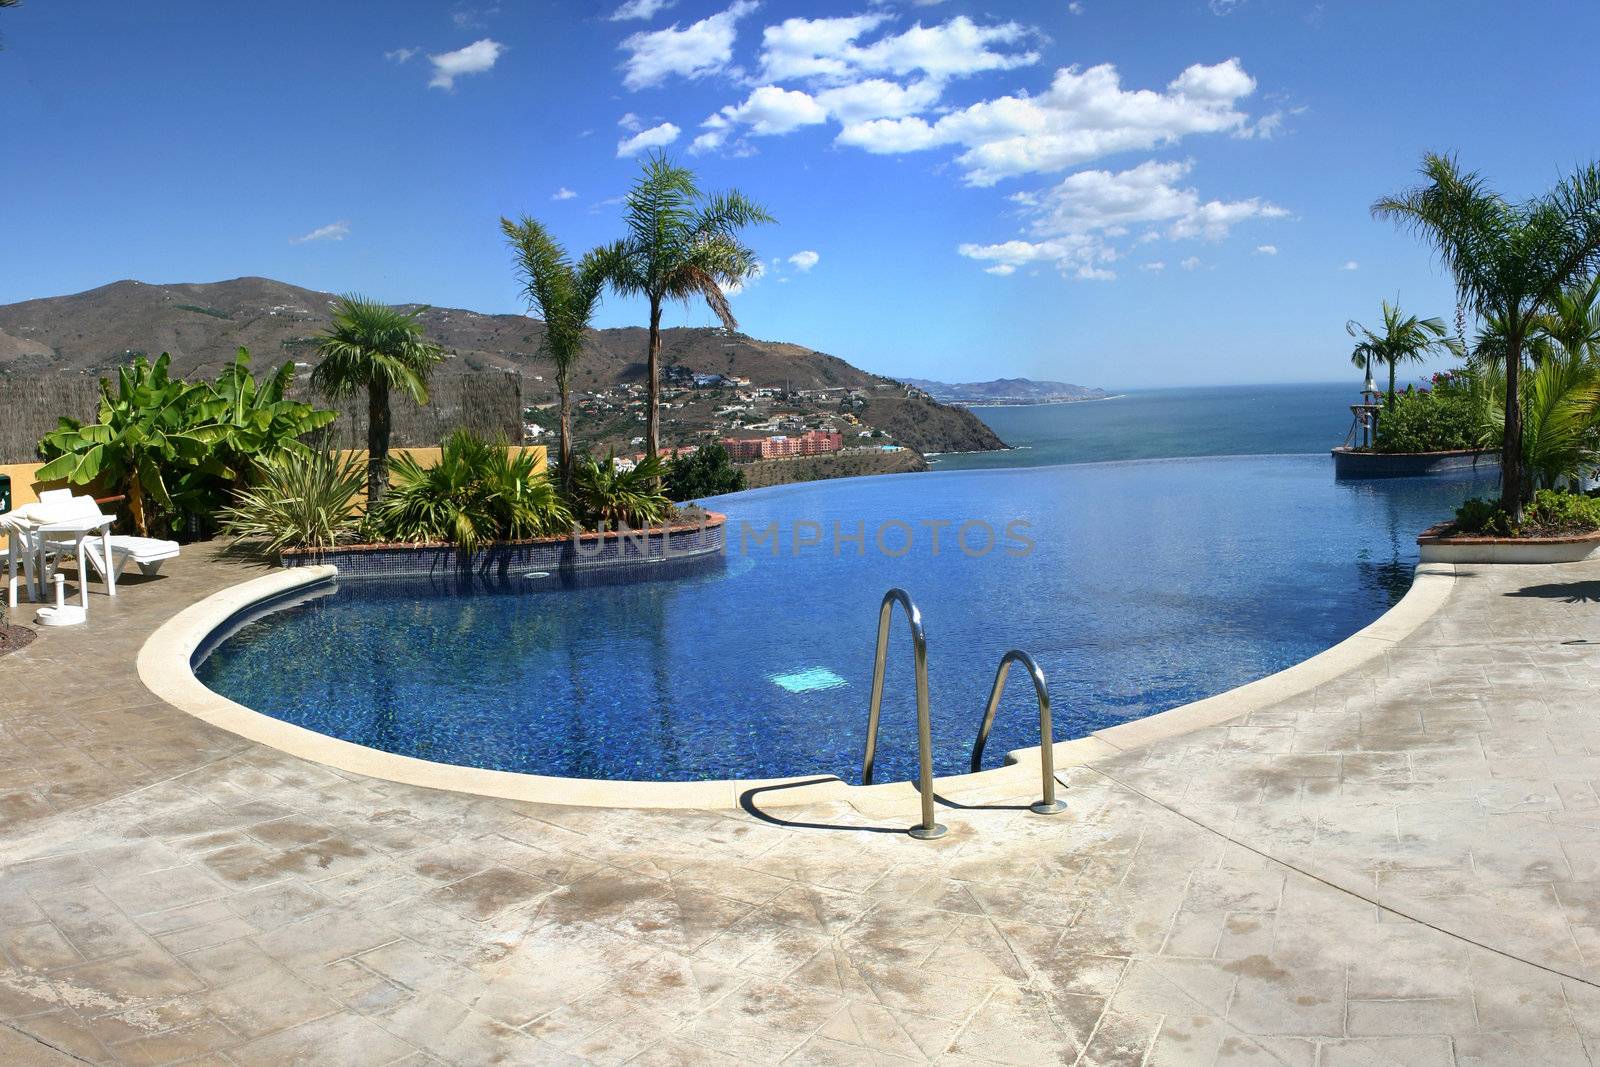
<box><xmin>137</xmin><ymin>561</ymin><xmax>1460</xmax><ymax>813</ymax></box>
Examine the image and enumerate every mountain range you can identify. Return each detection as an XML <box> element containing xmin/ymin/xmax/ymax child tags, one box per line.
<box><xmin>0</xmin><ymin>277</ymin><xmax>1006</xmax><ymax>458</ymax></box>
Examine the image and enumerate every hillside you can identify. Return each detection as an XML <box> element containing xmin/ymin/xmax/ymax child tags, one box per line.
<box><xmin>0</xmin><ymin>277</ymin><xmax>1006</xmax><ymax>458</ymax></box>
<box><xmin>904</xmin><ymin>376</ymin><xmax>1108</xmax><ymax>406</ymax></box>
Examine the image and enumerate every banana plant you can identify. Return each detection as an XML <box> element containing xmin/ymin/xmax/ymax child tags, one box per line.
<box><xmin>36</xmin><ymin>354</ymin><xmax>220</xmax><ymax>535</ymax></box>
<box><xmin>205</xmin><ymin>348</ymin><xmax>339</xmax><ymax>488</ymax></box>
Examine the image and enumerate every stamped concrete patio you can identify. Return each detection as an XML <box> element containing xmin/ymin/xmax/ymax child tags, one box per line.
<box><xmin>3</xmin><ymin>547</ymin><xmax>1600</xmax><ymax>1066</ymax></box>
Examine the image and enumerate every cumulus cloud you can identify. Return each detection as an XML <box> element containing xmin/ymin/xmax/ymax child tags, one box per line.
<box><xmin>291</xmin><ymin>221</ymin><xmax>350</xmax><ymax>244</ymax></box>
<box><xmin>620</xmin><ymin>1</ymin><xmax>757</xmax><ymax>91</ymax></box>
<box><xmin>617</xmin><ymin>121</ymin><xmax>681</xmax><ymax>156</ymax></box>
<box><xmin>1180</xmin><ymin>256</ymin><xmax>1201</xmax><ymax>270</ymax></box>
<box><xmin>1068</xmin><ymin>1</ymin><xmax>1085</xmax><ymax>13</ymax></box>
<box><xmin>1016</xmin><ymin>160</ymin><xmax>1286</xmax><ymax>244</ymax></box>
<box><xmin>985</xmin><ymin>263</ymin><xmax>1016</xmax><ymax>276</ymax></box>
<box><xmin>385</xmin><ymin>47</ymin><xmax>419</xmax><ymax>63</ymax></box>
<box><xmin>609</xmin><ymin>0</ymin><xmax>675</xmax><ymax>21</ymax></box>
<box><xmin>1255</xmin><ymin>244</ymin><xmax>1277</xmax><ymax>255</ymax></box>
<box><xmin>814</xmin><ymin>78</ymin><xmax>942</xmax><ymax>124</ymax></box>
<box><xmin>552</xmin><ymin>187</ymin><xmax>577</xmax><ymax>201</ymax></box>
<box><xmin>428</xmin><ymin>39</ymin><xmax>505</xmax><ymax>90</ymax></box>
<box><xmin>718</xmin><ymin>86</ymin><xmax>829</xmax><ymax>135</ymax></box>
<box><xmin>788</xmin><ymin>250</ymin><xmax>820</xmax><ymax>271</ymax></box>
<box><xmin>1142</xmin><ymin>261</ymin><xmax>1165</xmax><ymax>271</ymax></box>
<box><xmin>1342</xmin><ymin>260</ymin><xmax>1359</xmax><ymax>270</ymax></box>
<box><xmin>836</xmin><ymin>58</ymin><xmax>1257</xmax><ymax>185</ymax></box>
<box><xmin>758</xmin><ymin>15</ymin><xmax>1036</xmax><ymax>84</ymax></box>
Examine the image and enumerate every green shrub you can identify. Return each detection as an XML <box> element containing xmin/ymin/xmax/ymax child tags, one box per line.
<box><xmin>566</xmin><ymin>454</ymin><xmax>672</xmax><ymax>528</ymax></box>
<box><xmin>220</xmin><ymin>450</ymin><xmax>365</xmax><ymax>556</ymax></box>
<box><xmin>373</xmin><ymin>430</ymin><xmax>571</xmax><ymax>552</ymax></box>
<box><xmin>1454</xmin><ymin>489</ymin><xmax>1600</xmax><ymax>537</ymax></box>
<box><xmin>1375</xmin><ymin>384</ymin><xmax>1477</xmax><ymax>453</ymax></box>
<box><xmin>664</xmin><ymin>442</ymin><xmax>744</xmax><ymax>501</ymax></box>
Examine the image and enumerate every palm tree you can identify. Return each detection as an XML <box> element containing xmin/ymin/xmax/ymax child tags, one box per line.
<box><xmin>1345</xmin><ymin>299</ymin><xmax>1460</xmax><ymax>406</ymax></box>
<box><xmin>1374</xmin><ymin>153</ymin><xmax>1600</xmax><ymax>517</ymax></box>
<box><xmin>1540</xmin><ymin>274</ymin><xmax>1600</xmax><ymax>361</ymax></box>
<box><xmin>311</xmin><ymin>295</ymin><xmax>443</xmax><ymax>508</ymax></box>
<box><xmin>501</xmin><ymin>216</ymin><xmax>607</xmax><ymax>484</ymax></box>
<box><xmin>604</xmin><ymin>153</ymin><xmax>772</xmax><ymax>459</ymax></box>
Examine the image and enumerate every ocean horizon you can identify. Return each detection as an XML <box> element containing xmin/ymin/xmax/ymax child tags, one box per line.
<box><xmin>931</xmin><ymin>380</ymin><xmax>1390</xmax><ymax>470</ymax></box>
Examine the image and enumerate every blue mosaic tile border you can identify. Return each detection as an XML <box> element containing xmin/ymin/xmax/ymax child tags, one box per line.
<box><xmin>280</xmin><ymin>516</ymin><xmax>727</xmax><ymax>580</ymax></box>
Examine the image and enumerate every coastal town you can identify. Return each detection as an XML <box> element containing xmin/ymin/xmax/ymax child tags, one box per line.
<box><xmin>523</xmin><ymin>370</ymin><xmax>913</xmax><ymax>472</ymax></box>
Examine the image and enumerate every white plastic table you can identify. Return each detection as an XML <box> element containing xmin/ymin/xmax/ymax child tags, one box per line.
<box><xmin>35</xmin><ymin>515</ymin><xmax>117</xmax><ymax>607</ymax></box>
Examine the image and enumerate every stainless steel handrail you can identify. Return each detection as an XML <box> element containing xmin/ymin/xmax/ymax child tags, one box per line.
<box><xmin>969</xmin><ymin>650</ymin><xmax>1067</xmax><ymax>815</ymax></box>
<box><xmin>861</xmin><ymin>588</ymin><xmax>947</xmax><ymax>840</ymax></box>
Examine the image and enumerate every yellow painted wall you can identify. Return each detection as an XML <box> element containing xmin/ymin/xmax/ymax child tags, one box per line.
<box><xmin>0</xmin><ymin>445</ymin><xmax>547</xmax><ymax>511</ymax></box>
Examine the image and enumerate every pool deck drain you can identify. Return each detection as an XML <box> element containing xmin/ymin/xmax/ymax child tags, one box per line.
<box><xmin>3</xmin><ymin>543</ymin><xmax>1600</xmax><ymax>1064</ymax></box>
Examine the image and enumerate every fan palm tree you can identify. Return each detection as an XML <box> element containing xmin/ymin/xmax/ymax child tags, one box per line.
<box><xmin>501</xmin><ymin>216</ymin><xmax>608</xmax><ymax>485</ymax></box>
<box><xmin>310</xmin><ymin>295</ymin><xmax>443</xmax><ymax>508</ymax></box>
<box><xmin>603</xmin><ymin>153</ymin><xmax>772</xmax><ymax>459</ymax></box>
<box><xmin>1345</xmin><ymin>299</ymin><xmax>1460</xmax><ymax>406</ymax></box>
<box><xmin>1374</xmin><ymin>153</ymin><xmax>1600</xmax><ymax>517</ymax></box>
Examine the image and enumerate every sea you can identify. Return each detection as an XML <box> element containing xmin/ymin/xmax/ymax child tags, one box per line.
<box><xmin>930</xmin><ymin>381</ymin><xmax>1365</xmax><ymax>469</ymax></box>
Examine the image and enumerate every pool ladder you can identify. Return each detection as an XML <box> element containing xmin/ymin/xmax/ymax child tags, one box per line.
<box><xmin>861</xmin><ymin>588</ymin><xmax>1066</xmax><ymax>840</ymax></box>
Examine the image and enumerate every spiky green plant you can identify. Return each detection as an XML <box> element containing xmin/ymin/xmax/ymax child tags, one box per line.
<box><xmin>1374</xmin><ymin>153</ymin><xmax>1600</xmax><ymax>516</ymax></box>
<box><xmin>311</xmin><ymin>295</ymin><xmax>443</xmax><ymax>508</ymax></box>
<box><xmin>566</xmin><ymin>453</ymin><xmax>672</xmax><ymax>528</ymax></box>
<box><xmin>373</xmin><ymin>430</ymin><xmax>570</xmax><ymax>552</ymax></box>
<box><xmin>1470</xmin><ymin>354</ymin><xmax>1600</xmax><ymax>492</ymax></box>
<box><xmin>219</xmin><ymin>450</ymin><xmax>366</xmax><ymax>557</ymax></box>
<box><xmin>501</xmin><ymin>216</ymin><xmax>608</xmax><ymax>484</ymax></box>
<box><xmin>601</xmin><ymin>153</ymin><xmax>773</xmax><ymax>459</ymax></box>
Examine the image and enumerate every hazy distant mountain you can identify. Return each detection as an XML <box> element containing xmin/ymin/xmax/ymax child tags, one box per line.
<box><xmin>0</xmin><ymin>276</ymin><xmax>1007</xmax><ymax>456</ymax></box>
<box><xmin>902</xmin><ymin>377</ymin><xmax>1109</xmax><ymax>406</ymax></box>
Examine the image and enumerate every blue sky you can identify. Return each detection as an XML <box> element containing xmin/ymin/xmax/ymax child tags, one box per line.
<box><xmin>4</xmin><ymin>1</ymin><xmax>1599</xmax><ymax>388</ymax></box>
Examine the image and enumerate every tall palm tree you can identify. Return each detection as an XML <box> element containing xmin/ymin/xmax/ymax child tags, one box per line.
<box><xmin>1374</xmin><ymin>153</ymin><xmax>1600</xmax><ymax>517</ymax></box>
<box><xmin>604</xmin><ymin>152</ymin><xmax>772</xmax><ymax>459</ymax></box>
<box><xmin>311</xmin><ymin>295</ymin><xmax>443</xmax><ymax>508</ymax></box>
<box><xmin>501</xmin><ymin>216</ymin><xmax>607</xmax><ymax>484</ymax></box>
<box><xmin>1345</xmin><ymin>299</ymin><xmax>1460</xmax><ymax>406</ymax></box>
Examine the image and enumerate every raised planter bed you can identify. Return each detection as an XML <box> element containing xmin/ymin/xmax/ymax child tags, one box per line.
<box><xmin>281</xmin><ymin>511</ymin><xmax>727</xmax><ymax>579</ymax></box>
<box><xmin>1332</xmin><ymin>447</ymin><xmax>1498</xmax><ymax>480</ymax></box>
<box><xmin>1417</xmin><ymin>521</ymin><xmax>1600</xmax><ymax>564</ymax></box>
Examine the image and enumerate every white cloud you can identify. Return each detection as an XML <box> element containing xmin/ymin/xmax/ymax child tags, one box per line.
<box><xmin>1342</xmin><ymin>260</ymin><xmax>1359</xmax><ymax>271</ymax></box>
<box><xmin>1210</xmin><ymin>0</ymin><xmax>1245</xmax><ymax>13</ymax></box>
<box><xmin>385</xmin><ymin>47</ymin><xmax>419</xmax><ymax>63</ymax></box>
<box><xmin>620</xmin><ymin>1</ymin><xmax>758</xmax><ymax>91</ymax></box>
<box><xmin>956</xmin><ymin>234</ymin><xmax>1115</xmax><ymax>280</ymax></box>
<box><xmin>788</xmin><ymin>250</ymin><xmax>820</xmax><ymax>271</ymax></box>
<box><xmin>291</xmin><ymin>221</ymin><xmax>350</xmax><ymax>245</ymax></box>
<box><xmin>1142</xmin><ymin>261</ymin><xmax>1165</xmax><ymax>271</ymax></box>
<box><xmin>1180</xmin><ymin>256</ymin><xmax>1201</xmax><ymax>270</ymax></box>
<box><xmin>610</xmin><ymin>0</ymin><xmax>675</xmax><ymax>21</ymax></box>
<box><xmin>758</xmin><ymin>15</ymin><xmax>1036</xmax><ymax>85</ymax></box>
<box><xmin>428</xmin><ymin>39</ymin><xmax>505</xmax><ymax>90</ymax></box>
<box><xmin>814</xmin><ymin>78</ymin><xmax>942</xmax><ymax>124</ymax></box>
<box><xmin>1068</xmin><ymin>1</ymin><xmax>1085</xmax><ymax>13</ymax></box>
<box><xmin>1255</xmin><ymin>244</ymin><xmax>1277</xmax><ymax>255</ymax></box>
<box><xmin>836</xmin><ymin>59</ymin><xmax>1257</xmax><ymax>185</ymax></box>
<box><xmin>985</xmin><ymin>263</ymin><xmax>1016</xmax><ymax>276</ymax></box>
<box><xmin>717</xmin><ymin>86</ymin><xmax>829</xmax><ymax>136</ymax></box>
<box><xmin>617</xmin><ymin>121</ymin><xmax>682</xmax><ymax>157</ymax></box>
<box><xmin>1016</xmin><ymin>159</ymin><xmax>1286</xmax><ymax>242</ymax></box>
<box><xmin>552</xmin><ymin>187</ymin><xmax>577</xmax><ymax>201</ymax></box>
<box><xmin>618</xmin><ymin>112</ymin><xmax>645</xmax><ymax>132</ymax></box>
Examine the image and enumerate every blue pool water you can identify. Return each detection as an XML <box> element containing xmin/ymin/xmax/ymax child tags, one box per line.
<box><xmin>196</xmin><ymin>454</ymin><xmax>1490</xmax><ymax>784</ymax></box>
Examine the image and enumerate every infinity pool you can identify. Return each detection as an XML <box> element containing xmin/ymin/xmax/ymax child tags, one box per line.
<box><xmin>195</xmin><ymin>455</ymin><xmax>1489</xmax><ymax>784</ymax></box>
